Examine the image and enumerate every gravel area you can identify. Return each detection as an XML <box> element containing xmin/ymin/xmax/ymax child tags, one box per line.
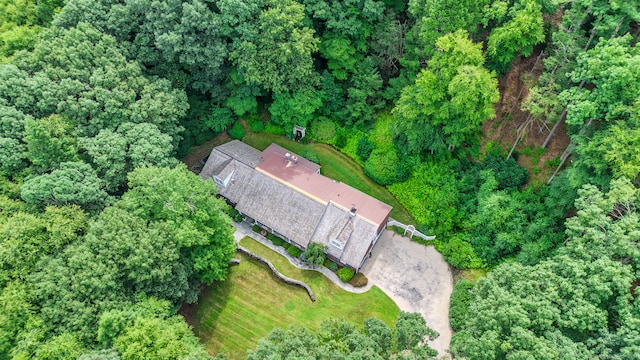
<box><xmin>361</xmin><ymin>231</ymin><xmax>453</xmax><ymax>358</ymax></box>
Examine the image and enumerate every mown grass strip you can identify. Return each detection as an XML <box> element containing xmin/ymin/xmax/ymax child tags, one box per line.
<box><xmin>190</xmin><ymin>237</ymin><xmax>399</xmax><ymax>359</ymax></box>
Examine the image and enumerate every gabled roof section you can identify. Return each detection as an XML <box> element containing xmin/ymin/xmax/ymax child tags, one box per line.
<box><xmin>256</xmin><ymin>144</ymin><xmax>391</xmax><ymax>226</ymax></box>
<box><xmin>216</xmin><ymin>140</ymin><xmax>262</xmax><ymax>168</ymax></box>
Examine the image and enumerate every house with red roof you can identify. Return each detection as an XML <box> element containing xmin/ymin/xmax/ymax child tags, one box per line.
<box><xmin>200</xmin><ymin>140</ymin><xmax>392</xmax><ymax>272</ymax></box>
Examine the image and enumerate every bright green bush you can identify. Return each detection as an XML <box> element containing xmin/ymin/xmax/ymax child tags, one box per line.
<box><xmin>310</xmin><ymin>117</ymin><xmax>336</xmax><ymax>141</ymax></box>
<box><xmin>337</xmin><ymin>267</ymin><xmax>355</xmax><ymax>282</ymax></box>
<box><xmin>449</xmin><ymin>280</ymin><xmax>474</xmax><ymax>332</ymax></box>
<box><xmin>252</xmin><ymin>224</ymin><xmax>260</xmax><ymax>232</ymax></box>
<box><xmin>364</xmin><ymin>146</ymin><xmax>409</xmax><ymax>185</ymax></box>
<box><xmin>248</xmin><ymin>118</ymin><xmax>265</xmax><ymax>132</ymax></box>
<box><xmin>436</xmin><ymin>237</ymin><xmax>485</xmax><ymax>270</ymax></box>
<box><xmin>228</xmin><ymin>121</ymin><xmax>245</xmax><ymax>140</ymax></box>
<box><xmin>286</xmin><ymin>245</ymin><xmax>302</xmax><ymax>258</ymax></box>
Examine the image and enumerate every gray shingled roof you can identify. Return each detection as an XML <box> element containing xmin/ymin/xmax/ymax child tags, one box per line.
<box><xmin>235</xmin><ymin>171</ymin><xmax>326</xmax><ymax>246</ymax></box>
<box><xmin>215</xmin><ymin>140</ymin><xmax>262</xmax><ymax>167</ymax></box>
<box><xmin>200</xmin><ymin>140</ymin><xmax>389</xmax><ymax>270</ymax></box>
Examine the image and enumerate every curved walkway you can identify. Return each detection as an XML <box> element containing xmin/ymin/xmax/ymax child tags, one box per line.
<box><xmin>232</xmin><ymin>222</ymin><xmax>453</xmax><ymax>358</ymax></box>
<box><xmin>232</xmin><ymin>221</ymin><xmax>372</xmax><ymax>293</ymax></box>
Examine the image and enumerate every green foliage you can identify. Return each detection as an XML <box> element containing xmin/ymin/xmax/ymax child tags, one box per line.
<box><xmin>309</xmin><ymin>117</ymin><xmax>336</xmax><ymax>142</ymax></box>
<box><xmin>230</xmin><ymin>0</ymin><xmax>319</xmax><ymax>93</ymax></box>
<box><xmin>364</xmin><ymin>145</ymin><xmax>409</xmax><ymax>185</ymax></box>
<box><xmin>301</xmin><ymin>149</ymin><xmax>320</xmax><ymax>164</ymax></box>
<box><xmin>452</xmin><ymin>178</ymin><xmax>640</xmax><ymax>359</ymax></box>
<box><xmin>301</xmin><ymin>242</ymin><xmax>328</xmax><ymax>267</ymax></box>
<box><xmin>393</xmin><ymin>30</ymin><xmax>499</xmax><ymax>158</ymax></box>
<box><xmin>269</xmin><ymin>87</ymin><xmax>323</xmax><ymax>131</ymax></box>
<box><xmin>389</xmin><ymin>161</ymin><xmax>458</xmax><ymax>236</ymax></box>
<box><xmin>120</xmin><ymin>165</ymin><xmax>236</xmax><ymax>284</ymax></box>
<box><xmin>328</xmin><ymin>261</ymin><xmax>338</xmax><ymax>271</ymax></box>
<box><xmin>20</xmin><ymin>162</ymin><xmax>108</xmax><ymax>211</ymax></box>
<box><xmin>479</xmin><ymin>154</ymin><xmax>529</xmax><ymax>190</ymax></box>
<box><xmin>252</xmin><ymin>224</ymin><xmax>260</xmax><ymax>233</ymax></box>
<box><xmin>266</xmin><ymin>233</ymin><xmax>286</xmax><ymax>247</ymax></box>
<box><xmin>228</xmin><ymin>121</ymin><xmax>245</xmax><ymax>140</ymax></box>
<box><xmin>248</xmin><ymin>118</ymin><xmax>265</xmax><ymax>133</ymax></box>
<box><xmin>486</xmin><ymin>0</ymin><xmax>545</xmax><ymax>73</ymax></box>
<box><xmin>436</xmin><ymin>237</ymin><xmax>484</xmax><ymax>270</ymax></box>
<box><xmin>81</xmin><ymin>123</ymin><xmax>178</xmax><ymax>192</ymax></box>
<box><xmin>0</xmin><ymin>0</ymin><xmax>63</xmax><ymax>59</ymax></box>
<box><xmin>114</xmin><ymin>315</ymin><xmax>210</xmax><ymax>360</ymax></box>
<box><xmin>396</xmin><ymin>311</ymin><xmax>439</xmax><ymax>353</ymax></box>
<box><xmin>5</xmin><ymin>23</ymin><xmax>187</xmax><ymax>140</ymax></box>
<box><xmin>356</xmin><ymin>137</ymin><xmax>375</xmax><ymax>161</ymax></box>
<box><xmin>286</xmin><ymin>245</ymin><xmax>302</xmax><ymax>258</ymax></box>
<box><xmin>0</xmin><ymin>205</ymin><xmax>87</xmax><ymax>282</ymax></box>
<box><xmin>24</xmin><ymin>114</ymin><xmax>78</xmax><ymax>173</ymax></box>
<box><xmin>206</xmin><ymin>106</ymin><xmax>236</xmax><ymax>134</ymax></box>
<box><xmin>247</xmin><ymin>313</ymin><xmax>437</xmax><ymax>358</ymax></box>
<box><xmin>337</xmin><ymin>267</ymin><xmax>355</xmax><ymax>282</ymax></box>
<box><xmin>448</xmin><ymin>279</ymin><xmax>474</xmax><ymax>332</ymax></box>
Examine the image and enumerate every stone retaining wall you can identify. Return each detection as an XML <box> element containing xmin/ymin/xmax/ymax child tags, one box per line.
<box><xmin>237</xmin><ymin>245</ymin><xmax>316</xmax><ymax>302</ymax></box>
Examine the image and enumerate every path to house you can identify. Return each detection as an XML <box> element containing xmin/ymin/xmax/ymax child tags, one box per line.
<box><xmin>232</xmin><ymin>221</ymin><xmax>453</xmax><ymax>357</ymax></box>
<box><xmin>232</xmin><ymin>221</ymin><xmax>372</xmax><ymax>294</ymax></box>
<box><xmin>361</xmin><ymin>231</ymin><xmax>453</xmax><ymax>358</ymax></box>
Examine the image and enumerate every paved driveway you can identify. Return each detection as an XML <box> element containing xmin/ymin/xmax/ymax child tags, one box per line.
<box><xmin>361</xmin><ymin>230</ymin><xmax>453</xmax><ymax>358</ymax></box>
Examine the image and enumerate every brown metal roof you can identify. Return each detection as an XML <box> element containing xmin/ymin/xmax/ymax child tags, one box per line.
<box><xmin>255</xmin><ymin>144</ymin><xmax>392</xmax><ymax>226</ymax></box>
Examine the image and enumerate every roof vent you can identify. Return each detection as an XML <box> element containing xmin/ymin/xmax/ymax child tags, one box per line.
<box><xmin>349</xmin><ymin>207</ymin><xmax>357</xmax><ymax>217</ymax></box>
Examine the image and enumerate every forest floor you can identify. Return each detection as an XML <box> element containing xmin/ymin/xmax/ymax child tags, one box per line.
<box><xmin>482</xmin><ymin>50</ymin><xmax>571</xmax><ymax>184</ymax></box>
<box><xmin>180</xmin><ymin>132</ymin><xmax>230</xmax><ymax>169</ymax></box>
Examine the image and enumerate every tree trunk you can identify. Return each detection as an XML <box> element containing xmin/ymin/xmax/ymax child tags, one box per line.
<box><xmin>547</xmin><ymin>143</ymin><xmax>574</xmax><ymax>185</ymax></box>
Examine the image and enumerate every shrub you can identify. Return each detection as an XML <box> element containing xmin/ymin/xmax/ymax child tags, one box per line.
<box><xmin>228</xmin><ymin>121</ymin><xmax>245</xmax><ymax>140</ymax></box>
<box><xmin>334</xmin><ymin>129</ymin><xmax>347</xmax><ymax>148</ymax></box>
<box><xmin>248</xmin><ymin>119</ymin><xmax>265</xmax><ymax>132</ymax></box>
<box><xmin>272</xmin><ymin>237</ymin><xmax>286</xmax><ymax>247</ymax></box>
<box><xmin>437</xmin><ymin>237</ymin><xmax>485</xmax><ymax>270</ymax></box>
<box><xmin>287</xmin><ymin>245</ymin><xmax>302</xmax><ymax>258</ymax></box>
<box><xmin>301</xmin><ymin>241</ymin><xmax>328</xmax><ymax>267</ymax></box>
<box><xmin>364</xmin><ymin>146</ymin><xmax>406</xmax><ymax>185</ymax></box>
<box><xmin>349</xmin><ymin>272</ymin><xmax>368</xmax><ymax>287</ymax></box>
<box><xmin>356</xmin><ymin>138</ymin><xmax>375</xmax><ymax>161</ymax></box>
<box><xmin>252</xmin><ymin>225</ymin><xmax>260</xmax><ymax>232</ymax></box>
<box><xmin>310</xmin><ymin>117</ymin><xmax>336</xmax><ymax>141</ymax></box>
<box><xmin>449</xmin><ymin>280</ymin><xmax>475</xmax><ymax>332</ymax></box>
<box><xmin>301</xmin><ymin>149</ymin><xmax>320</xmax><ymax>164</ymax></box>
<box><xmin>328</xmin><ymin>261</ymin><xmax>338</xmax><ymax>271</ymax></box>
<box><xmin>337</xmin><ymin>267</ymin><xmax>355</xmax><ymax>282</ymax></box>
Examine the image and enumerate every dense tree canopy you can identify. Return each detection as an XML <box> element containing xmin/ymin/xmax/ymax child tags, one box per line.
<box><xmin>1</xmin><ymin>0</ymin><xmax>639</xmax><ymax>358</ymax></box>
<box><xmin>393</xmin><ymin>30</ymin><xmax>499</xmax><ymax>157</ymax></box>
<box><xmin>248</xmin><ymin>312</ymin><xmax>438</xmax><ymax>359</ymax></box>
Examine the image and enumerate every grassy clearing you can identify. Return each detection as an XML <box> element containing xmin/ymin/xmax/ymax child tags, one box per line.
<box><xmin>242</xmin><ymin>131</ymin><xmax>414</xmax><ymax>224</ymax></box>
<box><xmin>191</xmin><ymin>237</ymin><xmax>399</xmax><ymax>359</ymax></box>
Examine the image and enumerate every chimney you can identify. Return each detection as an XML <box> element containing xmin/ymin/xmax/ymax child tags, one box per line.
<box><xmin>349</xmin><ymin>206</ymin><xmax>357</xmax><ymax>217</ymax></box>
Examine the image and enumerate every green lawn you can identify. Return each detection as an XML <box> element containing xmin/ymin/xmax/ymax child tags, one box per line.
<box><xmin>242</xmin><ymin>132</ymin><xmax>414</xmax><ymax>224</ymax></box>
<box><xmin>191</xmin><ymin>237</ymin><xmax>400</xmax><ymax>359</ymax></box>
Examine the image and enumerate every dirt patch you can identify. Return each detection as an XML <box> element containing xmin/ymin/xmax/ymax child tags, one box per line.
<box><xmin>181</xmin><ymin>132</ymin><xmax>230</xmax><ymax>169</ymax></box>
<box><xmin>482</xmin><ymin>50</ymin><xmax>571</xmax><ymax>183</ymax></box>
